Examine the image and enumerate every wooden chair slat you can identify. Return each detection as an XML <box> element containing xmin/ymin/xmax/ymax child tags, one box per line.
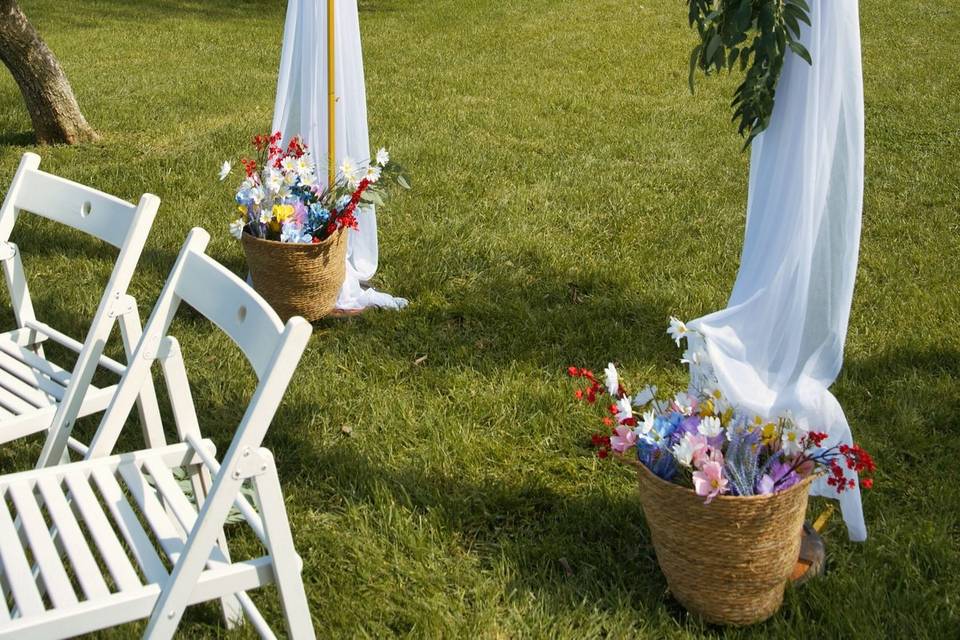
<box><xmin>7</xmin><ymin>482</ymin><xmax>79</xmax><ymax>609</ymax></box>
<box><xmin>0</xmin><ymin>350</ymin><xmax>65</xmax><ymax>401</ymax></box>
<box><xmin>0</xmin><ymin>491</ymin><xmax>45</xmax><ymax>616</ymax></box>
<box><xmin>35</xmin><ymin>476</ymin><xmax>110</xmax><ymax>600</ymax></box>
<box><xmin>88</xmin><ymin>468</ymin><xmax>168</xmax><ymax>584</ymax></box>
<box><xmin>0</xmin><ymin>384</ymin><xmax>36</xmax><ymax>414</ymax></box>
<box><xmin>62</xmin><ymin>472</ymin><xmax>141</xmax><ymax>592</ymax></box>
<box><xmin>0</xmin><ymin>367</ymin><xmax>53</xmax><ymax>408</ymax></box>
<box><xmin>117</xmin><ymin>462</ymin><xmax>185</xmax><ymax>563</ymax></box>
<box><xmin>0</xmin><ymin>337</ymin><xmax>72</xmax><ymax>386</ymax></box>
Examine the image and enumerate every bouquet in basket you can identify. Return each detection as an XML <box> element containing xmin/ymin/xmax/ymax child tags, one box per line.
<box><xmin>222</xmin><ymin>132</ymin><xmax>409</xmax><ymax>244</ymax></box>
<box><xmin>569</xmin><ymin>318</ymin><xmax>876</xmax><ymax>503</ymax></box>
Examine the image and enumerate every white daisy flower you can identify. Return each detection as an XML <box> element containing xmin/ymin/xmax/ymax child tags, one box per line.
<box><xmin>638</xmin><ymin>410</ymin><xmax>657</xmax><ymax>435</ymax></box>
<box><xmin>698</xmin><ymin>416</ymin><xmax>722</xmax><ymax>438</ymax></box>
<box><xmin>672</xmin><ymin>434</ymin><xmax>698</xmax><ymax>468</ymax></box>
<box><xmin>280</xmin><ymin>156</ymin><xmax>297</xmax><ymax>173</ymax></box>
<box><xmin>340</xmin><ymin>157</ymin><xmax>359</xmax><ymax>186</ymax></box>
<box><xmin>667</xmin><ymin>317</ymin><xmax>689</xmax><ymax>346</ymax></box>
<box><xmin>376</xmin><ymin>148</ymin><xmax>389</xmax><ymax>166</ymax></box>
<box><xmin>615</xmin><ymin>396</ymin><xmax>633</xmax><ymax>424</ymax></box>
<box><xmin>365</xmin><ymin>165</ymin><xmax>382</xmax><ymax>184</ymax></box>
<box><xmin>603</xmin><ymin>363</ymin><xmax>620</xmax><ymax>397</ymax></box>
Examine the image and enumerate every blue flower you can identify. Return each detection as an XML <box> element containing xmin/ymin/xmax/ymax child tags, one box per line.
<box><xmin>307</xmin><ymin>203</ymin><xmax>330</xmax><ymax>234</ymax></box>
<box><xmin>637</xmin><ymin>442</ymin><xmax>677</xmax><ymax>481</ymax></box>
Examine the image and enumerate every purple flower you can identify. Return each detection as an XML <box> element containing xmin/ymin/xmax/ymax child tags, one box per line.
<box><xmin>678</xmin><ymin>415</ymin><xmax>701</xmax><ymax>437</ymax></box>
<box><xmin>762</xmin><ymin>459</ymin><xmax>800</xmax><ymax>493</ymax></box>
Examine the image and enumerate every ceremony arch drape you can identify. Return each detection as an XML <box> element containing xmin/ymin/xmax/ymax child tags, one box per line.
<box><xmin>272</xmin><ymin>0</ymin><xmax>408</xmax><ymax>311</ymax></box>
<box><xmin>689</xmin><ymin>0</ymin><xmax>867</xmax><ymax>540</ymax></box>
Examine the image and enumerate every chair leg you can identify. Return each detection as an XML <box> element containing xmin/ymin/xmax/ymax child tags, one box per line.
<box><xmin>253</xmin><ymin>452</ymin><xmax>315</xmax><ymax>640</ymax></box>
<box><xmin>117</xmin><ymin>303</ymin><xmax>166</xmax><ymax>449</ymax></box>
<box><xmin>190</xmin><ymin>464</ymin><xmax>244</xmax><ymax>628</ymax></box>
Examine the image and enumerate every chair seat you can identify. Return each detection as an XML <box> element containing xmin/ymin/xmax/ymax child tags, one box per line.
<box><xmin>0</xmin><ymin>330</ymin><xmax>117</xmax><ymax>445</ymax></box>
<box><xmin>0</xmin><ymin>442</ymin><xmax>274</xmax><ymax>640</ymax></box>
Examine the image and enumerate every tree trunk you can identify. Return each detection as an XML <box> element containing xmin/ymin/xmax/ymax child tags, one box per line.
<box><xmin>0</xmin><ymin>0</ymin><xmax>99</xmax><ymax>144</ymax></box>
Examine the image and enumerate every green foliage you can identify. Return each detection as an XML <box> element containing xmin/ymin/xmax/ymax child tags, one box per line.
<box><xmin>687</xmin><ymin>0</ymin><xmax>812</xmax><ymax>148</ymax></box>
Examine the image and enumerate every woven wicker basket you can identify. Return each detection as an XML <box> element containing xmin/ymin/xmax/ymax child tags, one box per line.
<box><xmin>241</xmin><ymin>228</ymin><xmax>347</xmax><ymax>322</ymax></box>
<box><xmin>628</xmin><ymin>457</ymin><xmax>813</xmax><ymax>626</ymax></box>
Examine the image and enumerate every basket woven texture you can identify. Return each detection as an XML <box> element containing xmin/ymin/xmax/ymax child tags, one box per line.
<box><xmin>631</xmin><ymin>458</ymin><xmax>813</xmax><ymax>626</ymax></box>
<box><xmin>241</xmin><ymin>228</ymin><xmax>347</xmax><ymax>322</ymax></box>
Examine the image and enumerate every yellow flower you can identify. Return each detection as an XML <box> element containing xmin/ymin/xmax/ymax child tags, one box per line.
<box><xmin>761</xmin><ymin>422</ymin><xmax>777</xmax><ymax>446</ymax></box>
<box><xmin>236</xmin><ymin>205</ymin><xmax>247</xmax><ymax>217</ymax></box>
<box><xmin>272</xmin><ymin>204</ymin><xmax>294</xmax><ymax>222</ymax></box>
<box><xmin>700</xmin><ymin>399</ymin><xmax>715</xmax><ymax>417</ymax></box>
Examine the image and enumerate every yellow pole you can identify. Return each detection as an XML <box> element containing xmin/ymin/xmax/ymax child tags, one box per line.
<box><xmin>327</xmin><ymin>0</ymin><xmax>336</xmax><ymax>187</ymax></box>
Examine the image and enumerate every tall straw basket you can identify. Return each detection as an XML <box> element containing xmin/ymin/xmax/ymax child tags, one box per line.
<box><xmin>627</xmin><ymin>457</ymin><xmax>813</xmax><ymax>626</ymax></box>
<box><xmin>241</xmin><ymin>228</ymin><xmax>347</xmax><ymax>322</ymax></box>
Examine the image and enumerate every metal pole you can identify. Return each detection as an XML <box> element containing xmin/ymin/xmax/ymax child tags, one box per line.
<box><xmin>327</xmin><ymin>0</ymin><xmax>336</xmax><ymax>187</ymax></box>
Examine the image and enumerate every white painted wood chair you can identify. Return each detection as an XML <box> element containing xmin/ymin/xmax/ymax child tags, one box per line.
<box><xmin>0</xmin><ymin>152</ymin><xmax>163</xmax><ymax>466</ymax></box>
<box><xmin>0</xmin><ymin>228</ymin><xmax>316</xmax><ymax>639</ymax></box>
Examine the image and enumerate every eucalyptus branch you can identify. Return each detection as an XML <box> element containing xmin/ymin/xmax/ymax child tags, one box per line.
<box><xmin>686</xmin><ymin>0</ymin><xmax>812</xmax><ymax>149</ymax></box>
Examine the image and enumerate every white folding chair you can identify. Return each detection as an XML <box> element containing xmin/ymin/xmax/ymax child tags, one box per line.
<box><xmin>0</xmin><ymin>228</ymin><xmax>315</xmax><ymax>639</ymax></box>
<box><xmin>0</xmin><ymin>152</ymin><xmax>164</xmax><ymax>466</ymax></box>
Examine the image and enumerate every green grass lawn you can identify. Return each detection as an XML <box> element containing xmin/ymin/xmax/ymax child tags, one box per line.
<box><xmin>1</xmin><ymin>0</ymin><xmax>958</xmax><ymax>637</ymax></box>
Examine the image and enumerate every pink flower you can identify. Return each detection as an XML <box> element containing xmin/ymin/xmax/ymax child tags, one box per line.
<box><xmin>690</xmin><ymin>435</ymin><xmax>722</xmax><ymax>468</ymax></box>
<box><xmin>692</xmin><ymin>461</ymin><xmax>728</xmax><ymax>504</ymax></box>
<box><xmin>610</xmin><ymin>424</ymin><xmax>638</xmax><ymax>453</ymax></box>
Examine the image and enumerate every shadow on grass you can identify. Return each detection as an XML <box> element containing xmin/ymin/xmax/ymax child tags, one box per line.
<box><xmin>310</xmin><ymin>243</ymin><xmax>679</xmax><ymax>377</ymax></box>
<box><xmin>840</xmin><ymin>345</ymin><xmax>960</xmax><ymax>434</ymax></box>
<box><xmin>269</xmin><ymin>436</ymin><xmax>684</xmax><ymax>623</ymax></box>
<box><xmin>0</xmin><ymin>131</ymin><xmax>35</xmax><ymax>147</ymax></box>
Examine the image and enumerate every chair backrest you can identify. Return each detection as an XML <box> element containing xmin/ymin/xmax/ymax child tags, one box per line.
<box><xmin>0</xmin><ymin>153</ymin><xmax>154</xmax><ymax>249</ymax></box>
<box><xmin>73</xmin><ymin>227</ymin><xmax>313</xmax><ymax>465</ymax></box>
<box><xmin>0</xmin><ymin>153</ymin><xmax>159</xmax><ymax>328</ymax></box>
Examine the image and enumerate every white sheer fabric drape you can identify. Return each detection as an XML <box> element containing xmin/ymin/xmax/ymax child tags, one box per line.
<box><xmin>689</xmin><ymin>0</ymin><xmax>866</xmax><ymax>540</ymax></box>
<box><xmin>272</xmin><ymin>0</ymin><xmax>407</xmax><ymax>311</ymax></box>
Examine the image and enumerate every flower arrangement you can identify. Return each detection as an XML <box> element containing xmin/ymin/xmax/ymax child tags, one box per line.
<box><xmin>570</xmin><ymin>318</ymin><xmax>875</xmax><ymax>503</ymax></box>
<box><xmin>222</xmin><ymin>131</ymin><xmax>409</xmax><ymax>244</ymax></box>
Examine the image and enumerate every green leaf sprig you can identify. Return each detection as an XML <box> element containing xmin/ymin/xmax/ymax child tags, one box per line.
<box><xmin>687</xmin><ymin>0</ymin><xmax>812</xmax><ymax>149</ymax></box>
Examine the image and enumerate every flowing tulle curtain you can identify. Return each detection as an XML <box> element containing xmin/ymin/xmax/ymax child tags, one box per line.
<box><xmin>689</xmin><ymin>0</ymin><xmax>867</xmax><ymax>540</ymax></box>
<box><xmin>272</xmin><ymin>0</ymin><xmax>407</xmax><ymax>311</ymax></box>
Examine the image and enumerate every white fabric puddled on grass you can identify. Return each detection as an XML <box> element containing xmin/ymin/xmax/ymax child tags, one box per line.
<box><xmin>690</xmin><ymin>0</ymin><xmax>867</xmax><ymax>540</ymax></box>
<box><xmin>272</xmin><ymin>0</ymin><xmax>407</xmax><ymax>312</ymax></box>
